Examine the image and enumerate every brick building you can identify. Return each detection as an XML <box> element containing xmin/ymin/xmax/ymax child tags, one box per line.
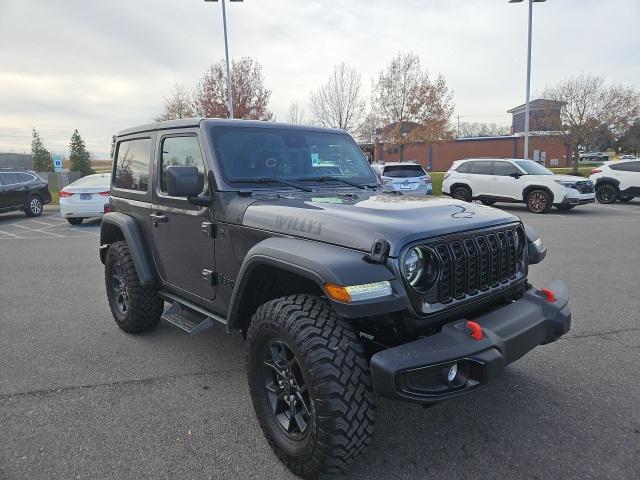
<box><xmin>370</xmin><ymin>98</ymin><xmax>571</xmax><ymax>171</ymax></box>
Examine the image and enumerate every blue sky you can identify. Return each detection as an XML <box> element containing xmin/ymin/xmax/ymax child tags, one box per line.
<box><xmin>0</xmin><ymin>0</ymin><xmax>638</xmax><ymax>158</ymax></box>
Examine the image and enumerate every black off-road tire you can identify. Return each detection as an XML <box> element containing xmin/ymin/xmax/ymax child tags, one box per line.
<box><xmin>595</xmin><ymin>183</ymin><xmax>618</xmax><ymax>204</ymax></box>
<box><xmin>246</xmin><ymin>294</ymin><xmax>375</xmax><ymax>478</ymax></box>
<box><xmin>452</xmin><ymin>185</ymin><xmax>472</xmax><ymax>202</ymax></box>
<box><xmin>481</xmin><ymin>199</ymin><xmax>496</xmax><ymax>206</ymax></box>
<box><xmin>556</xmin><ymin>204</ymin><xmax>575</xmax><ymax>211</ymax></box>
<box><xmin>67</xmin><ymin>217</ymin><xmax>83</xmax><ymax>225</ymax></box>
<box><xmin>526</xmin><ymin>189</ymin><xmax>552</xmax><ymax>213</ymax></box>
<box><xmin>24</xmin><ymin>194</ymin><xmax>43</xmax><ymax>217</ymax></box>
<box><xmin>105</xmin><ymin>241</ymin><xmax>162</xmax><ymax>333</ymax></box>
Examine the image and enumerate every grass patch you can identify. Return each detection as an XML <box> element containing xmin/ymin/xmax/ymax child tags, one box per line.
<box><xmin>49</xmin><ymin>190</ymin><xmax>59</xmax><ymax>206</ymax></box>
<box><xmin>550</xmin><ymin>166</ymin><xmax>594</xmax><ymax>177</ymax></box>
<box><xmin>430</xmin><ymin>172</ymin><xmax>445</xmax><ymax>196</ymax></box>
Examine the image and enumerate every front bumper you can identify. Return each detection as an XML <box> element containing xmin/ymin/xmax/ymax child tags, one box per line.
<box><xmin>557</xmin><ymin>192</ymin><xmax>595</xmax><ymax>206</ymax></box>
<box><xmin>370</xmin><ymin>280</ymin><xmax>571</xmax><ymax>404</ymax></box>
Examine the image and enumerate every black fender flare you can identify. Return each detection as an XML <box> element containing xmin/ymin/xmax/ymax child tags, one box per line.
<box><xmin>594</xmin><ymin>177</ymin><xmax>620</xmax><ymax>189</ymax></box>
<box><xmin>522</xmin><ymin>185</ymin><xmax>554</xmax><ymax>203</ymax></box>
<box><xmin>226</xmin><ymin>237</ymin><xmax>409</xmax><ymax>330</ymax></box>
<box><xmin>100</xmin><ymin>212</ymin><xmax>155</xmax><ymax>285</ymax></box>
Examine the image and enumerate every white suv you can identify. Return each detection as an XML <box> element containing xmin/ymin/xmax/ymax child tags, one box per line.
<box><xmin>589</xmin><ymin>160</ymin><xmax>640</xmax><ymax>203</ymax></box>
<box><xmin>442</xmin><ymin>158</ymin><xmax>595</xmax><ymax>213</ymax></box>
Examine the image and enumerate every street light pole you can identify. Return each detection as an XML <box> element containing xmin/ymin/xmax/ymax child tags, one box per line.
<box><xmin>221</xmin><ymin>0</ymin><xmax>234</xmax><ymax>119</ymax></box>
<box><xmin>205</xmin><ymin>0</ymin><xmax>243</xmax><ymax>119</ymax></box>
<box><xmin>510</xmin><ymin>0</ymin><xmax>546</xmax><ymax>160</ymax></box>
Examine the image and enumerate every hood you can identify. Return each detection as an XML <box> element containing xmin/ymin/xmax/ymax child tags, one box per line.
<box><xmin>242</xmin><ymin>192</ymin><xmax>519</xmax><ymax>256</ymax></box>
<box><xmin>553</xmin><ymin>175</ymin><xmax>591</xmax><ymax>183</ymax></box>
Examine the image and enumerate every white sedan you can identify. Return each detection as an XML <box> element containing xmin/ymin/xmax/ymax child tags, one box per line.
<box><xmin>59</xmin><ymin>173</ymin><xmax>110</xmax><ymax>225</ymax></box>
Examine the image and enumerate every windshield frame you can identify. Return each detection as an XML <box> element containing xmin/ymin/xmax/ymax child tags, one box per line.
<box><xmin>208</xmin><ymin>124</ymin><xmax>379</xmax><ymax>191</ymax></box>
<box><xmin>513</xmin><ymin>160</ymin><xmax>554</xmax><ymax>176</ymax></box>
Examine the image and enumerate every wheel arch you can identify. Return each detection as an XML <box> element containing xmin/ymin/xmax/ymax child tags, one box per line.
<box><xmin>522</xmin><ymin>185</ymin><xmax>555</xmax><ymax>203</ymax></box>
<box><xmin>595</xmin><ymin>177</ymin><xmax>620</xmax><ymax>189</ymax></box>
<box><xmin>100</xmin><ymin>212</ymin><xmax>155</xmax><ymax>285</ymax></box>
<box><xmin>227</xmin><ymin>237</ymin><xmax>406</xmax><ymax>332</ymax></box>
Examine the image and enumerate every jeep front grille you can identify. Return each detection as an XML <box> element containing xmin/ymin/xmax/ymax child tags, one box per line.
<box><xmin>428</xmin><ymin>225</ymin><xmax>521</xmax><ymax>304</ymax></box>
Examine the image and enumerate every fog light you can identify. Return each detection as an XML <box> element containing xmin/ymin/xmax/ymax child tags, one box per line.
<box><xmin>447</xmin><ymin>363</ymin><xmax>458</xmax><ymax>382</ymax></box>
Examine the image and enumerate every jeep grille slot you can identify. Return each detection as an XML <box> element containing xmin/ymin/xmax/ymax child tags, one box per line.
<box><xmin>428</xmin><ymin>225</ymin><xmax>521</xmax><ymax>305</ymax></box>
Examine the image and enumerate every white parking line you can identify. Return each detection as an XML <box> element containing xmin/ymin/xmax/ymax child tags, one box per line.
<box><xmin>590</xmin><ymin>204</ymin><xmax>640</xmax><ymax>214</ymax></box>
<box><xmin>0</xmin><ymin>230</ymin><xmax>21</xmax><ymax>238</ymax></box>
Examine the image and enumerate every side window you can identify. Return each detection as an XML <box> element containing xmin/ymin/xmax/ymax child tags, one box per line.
<box><xmin>622</xmin><ymin>161</ymin><xmax>640</xmax><ymax>172</ymax></box>
<box><xmin>113</xmin><ymin>138</ymin><xmax>151</xmax><ymax>192</ymax></box>
<box><xmin>159</xmin><ymin>136</ymin><xmax>206</xmax><ymax>194</ymax></box>
<box><xmin>609</xmin><ymin>163</ymin><xmax>623</xmax><ymax>171</ymax></box>
<box><xmin>493</xmin><ymin>162</ymin><xmax>521</xmax><ymax>176</ymax></box>
<box><xmin>0</xmin><ymin>172</ymin><xmax>20</xmax><ymax>185</ymax></box>
<box><xmin>17</xmin><ymin>173</ymin><xmax>35</xmax><ymax>183</ymax></box>
<box><xmin>456</xmin><ymin>162</ymin><xmax>471</xmax><ymax>173</ymax></box>
<box><xmin>469</xmin><ymin>161</ymin><xmax>493</xmax><ymax>175</ymax></box>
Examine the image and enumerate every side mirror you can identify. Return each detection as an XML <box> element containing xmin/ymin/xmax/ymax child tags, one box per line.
<box><xmin>166</xmin><ymin>166</ymin><xmax>200</xmax><ymax>197</ymax></box>
<box><xmin>510</xmin><ymin>172</ymin><xmax>522</xmax><ymax>179</ymax></box>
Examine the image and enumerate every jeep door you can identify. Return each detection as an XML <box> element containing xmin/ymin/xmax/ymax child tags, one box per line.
<box><xmin>151</xmin><ymin>130</ymin><xmax>216</xmax><ymax>301</ymax></box>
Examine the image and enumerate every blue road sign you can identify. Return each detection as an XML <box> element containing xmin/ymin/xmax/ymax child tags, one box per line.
<box><xmin>53</xmin><ymin>154</ymin><xmax>63</xmax><ymax>172</ymax></box>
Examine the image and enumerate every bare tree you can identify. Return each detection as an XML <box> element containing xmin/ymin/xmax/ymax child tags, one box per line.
<box><xmin>458</xmin><ymin>122</ymin><xmax>510</xmax><ymax>138</ymax></box>
<box><xmin>371</xmin><ymin>52</ymin><xmax>454</xmax><ymax>160</ymax></box>
<box><xmin>287</xmin><ymin>102</ymin><xmax>305</xmax><ymax>124</ymax></box>
<box><xmin>309</xmin><ymin>63</ymin><xmax>366</xmax><ymax>134</ymax></box>
<box><xmin>542</xmin><ymin>73</ymin><xmax>639</xmax><ymax>172</ymax></box>
<box><xmin>154</xmin><ymin>83</ymin><xmax>196</xmax><ymax>121</ymax></box>
<box><xmin>193</xmin><ymin>57</ymin><xmax>273</xmax><ymax>120</ymax></box>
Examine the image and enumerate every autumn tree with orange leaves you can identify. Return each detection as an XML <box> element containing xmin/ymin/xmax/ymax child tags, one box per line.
<box><xmin>192</xmin><ymin>57</ymin><xmax>273</xmax><ymax>121</ymax></box>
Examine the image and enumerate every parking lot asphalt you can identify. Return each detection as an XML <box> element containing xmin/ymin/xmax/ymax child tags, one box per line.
<box><xmin>1</xmin><ymin>201</ymin><xmax>639</xmax><ymax>480</ymax></box>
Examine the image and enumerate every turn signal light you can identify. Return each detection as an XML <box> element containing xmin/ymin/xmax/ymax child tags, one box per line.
<box><xmin>58</xmin><ymin>190</ymin><xmax>73</xmax><ymax>197</ymax></box>
<box><xmin>324</xmin><ymin>281</ymin><xmax>393</xmax><ymax>303</ymax></box>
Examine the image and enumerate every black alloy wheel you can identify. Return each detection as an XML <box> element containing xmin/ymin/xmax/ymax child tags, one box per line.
<box><xmin>262</xmin><ymin>339</ymin><xmax>311</xmax><ymax>439</ymax></box>
<box><xmin>452</xmin><ymin>186</ymin><xmax>472</xmax><ymax>202</ymax></box>
<box><xmin>595</xmin><ymin>184</ymin><xmax>618</xmax><ymax>204</ymax></box>
<box><xmin>111</xmin><ymin>261</ymin><xmax>129</xmax><ymax>315</ymax></box>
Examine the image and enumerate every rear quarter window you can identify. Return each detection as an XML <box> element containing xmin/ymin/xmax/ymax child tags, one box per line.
<box><xmin>113</xmin><ymin>138</ymin><xmax>152</xmax><ymax>192</ymax></box>
<box><xmin>455</xmin><ymin>162</ymin><xmax>471</xmax><ymax>173</ymax></box>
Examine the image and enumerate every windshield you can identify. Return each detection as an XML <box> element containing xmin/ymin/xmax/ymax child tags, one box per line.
<box><xmin>382</xmin><ymin>165</ymin><xmax>426</xmax><ymax>178</ymax></box>
<box><xmin>514</xmin><ymin>160</ymin><xmax>553</xmax><ymax>175</ymax></box>
<box><xmin>210</xmin><ymin>126</ymin><xmax>378</xmax><ymax>187</ymax></box>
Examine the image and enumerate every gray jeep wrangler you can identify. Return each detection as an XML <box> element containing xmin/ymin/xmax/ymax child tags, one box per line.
<box><xmin>100</xmin><ymin>118</ymin><xmax>571</xmax><ymax>478</ymax></box>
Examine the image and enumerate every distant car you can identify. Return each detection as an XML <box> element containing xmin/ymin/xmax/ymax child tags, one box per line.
<box><xmin>0</xmin><ymin>168</ymin><xmax>52</xmax><ymax>217</ymax></box>
<box><xmin>619</xmin><ymin>154</ymin><xmax>637</xmax><ymax>160</ymax></box>
<box><xmin>589</xmin><ymin>160</ymin><xmax>640</xmax><ymax>203</ymax></box>
<box><xmin>372</xmin><ymin>162</ymin><xmax>432</xmax><ymax>195</ymax></box>
<box><xmin>59</xmin><ymin>173</ymin><xmax>110</xmax><ymax>224</ymax></box>
<box><xmin>579</xmin><ymin>151</ymin><xmax>609</xmax><ymax>162</ymax></box>
<box><xmin>442</xmin><ymin>158</ymin><xmax>595</xmax><ymax>213</ymax></box>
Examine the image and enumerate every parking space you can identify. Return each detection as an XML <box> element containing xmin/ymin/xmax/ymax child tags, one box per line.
<box><xmin>0</xmin><ymin>203</ymin><xmax>639</xmax><ymax>479</ymax></box>
<box><xmin>0</xmin><ymin>210</ymin><xmax>100</xmax><ymax>240</ymax></box>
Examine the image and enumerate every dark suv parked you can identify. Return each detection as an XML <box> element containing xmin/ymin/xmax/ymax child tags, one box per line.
<box><xmin>100</xmin><ymin>118</ymin><xmax>571</xmax><ymax>478</ymax></box>
<box><xmin>0</xmin><ymin>168</ymin><xmax>52</xmax><ymax>217</ymax></box>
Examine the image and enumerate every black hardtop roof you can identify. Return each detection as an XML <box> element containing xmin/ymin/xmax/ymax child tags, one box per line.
<box><xmin>117</xmin><ymin>118</ymin><xmax>348</xmax><ymax>137</ymax></box>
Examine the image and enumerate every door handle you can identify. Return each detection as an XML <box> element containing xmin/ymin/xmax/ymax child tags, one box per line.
<box><xmin>150</xmin><ymin>213</ymin><xmax>168</xmax><ymax>227</ymax></box>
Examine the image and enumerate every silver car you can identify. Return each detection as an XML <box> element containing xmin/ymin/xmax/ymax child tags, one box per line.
<box><xmin>373</xmin><ymin>162</ymin><xmax>432</xmax><ymax>195</ymax></box>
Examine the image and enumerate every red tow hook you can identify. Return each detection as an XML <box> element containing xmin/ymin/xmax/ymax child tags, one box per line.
<box><xmin>466</xmin><ymin>320</ymin><xmax>483</xmax><ymax>340</ymax></box>
<box><xmin>540</xmin><ymin>288</ymin><xmax>556</xmax><ymax>303</ymax></box>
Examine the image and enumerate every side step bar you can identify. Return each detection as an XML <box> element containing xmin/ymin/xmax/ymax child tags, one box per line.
<box><xmin>158</xmin><ymin>291</ymin><xmax>227</xmax><ymax>336</ymax></box>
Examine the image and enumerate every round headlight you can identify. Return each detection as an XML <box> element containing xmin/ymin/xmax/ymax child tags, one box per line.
<box><xmin>402</xmin><ymin>247</ymin><xmax>425</xmax><ymax>286</ymax></box>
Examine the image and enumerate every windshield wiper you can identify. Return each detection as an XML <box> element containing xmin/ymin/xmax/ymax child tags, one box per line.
<box><xmin>228</xmin><ymin>177</ymin><xmax>313</xmax><ymax>192</ymax></box>
<box><xmin>296</xmin><ymin>176</ymin><xmax>372</xmax><ymax>190</ymax></box>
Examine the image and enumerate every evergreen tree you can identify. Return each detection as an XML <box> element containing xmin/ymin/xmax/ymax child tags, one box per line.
<box><xmin>31</xmin><ymin>128</ymin><xmax>53</xmax><ymax>172</ymax></box>
<box><xmin>69</xmin><ymin>129</ymin><xmax>94</xmax><ymax>176</ymax></box>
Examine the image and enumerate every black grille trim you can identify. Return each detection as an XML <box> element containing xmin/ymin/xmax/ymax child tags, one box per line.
<box><xmin>428</xmin><ymin>225</ymin><xmax>522</xmax><ymax>304</ymax></box>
